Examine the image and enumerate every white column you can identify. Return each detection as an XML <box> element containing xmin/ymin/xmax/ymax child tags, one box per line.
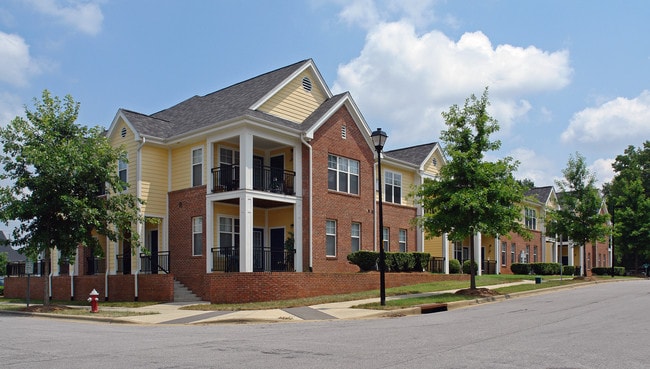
<box><xmin>579</xmin><ymin>244</ymin><xmax>584</xmax><ymax>275</ymax></box>
<box><xmin>568</xmin><ymin>241</ymin><xmax>574</xmax><ymax>266</ymax></box>
<box><xmin>475</xmin><ymin>232</ymin><xmax>482</xmax><ymax>276</ymax></box>
<box><xmin>293</xmin><ymin>198</ymin><xmax>303</xmax><ymax>272</ymax></box>
<box><xmin>205</xmin><ymin>199</ymin><xmax>213</xmax><ymax>273</ymax></box>
<box><xmin>495</xmin><ymin>236</ymin><xmax>500</xmax><ymax>274</ymax></box>
<box><xmin>442</xmin><ymin>233</ymin><xmax>449</xmax><ymax>274</ymax></box>
<box><xmin>239</xmin><ymin>193</ymin><xmax>254</xmax><ymax>272</ymax></box>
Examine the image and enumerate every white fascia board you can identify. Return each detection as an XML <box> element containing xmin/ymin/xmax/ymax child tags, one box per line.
<box><xmin>107</xmin><ymin>109</ymin><xmax>141</xmax><ymax>142</ymax></box>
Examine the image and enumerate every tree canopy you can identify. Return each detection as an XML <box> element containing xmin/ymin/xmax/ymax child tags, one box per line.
<box><xmin>604</xmin><ymin>142</ymin><xmax>650</xmax><ymax>270</ymax></box>
<box><xmin>0</xmin><ymin>90</ymin><xmax>143</xmax><ymax>261</ymax></box>
<box><xmin>550</xmin><ymin>152</ymin><xmax>610</xmax><ymax>276</ymax></box>
<box><xmin>414</xmin><ymin>88</ymin><xmax>528</xmax><ymax>289</ymax></box>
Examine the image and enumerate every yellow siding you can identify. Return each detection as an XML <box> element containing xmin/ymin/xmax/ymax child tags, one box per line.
<box><xmin>268</xmin><ymin>207</ymin><xmax>294</xmax><ymax>229</ymax></box>
<box><xmin>141</xmin><ymin>146</ymin><xmax>168</xmax><ymax>215</ymax></box>
<box><xmin>258</xmin><ymin>70</ymin><xmax>327</xmax><ymax>123</ymax></box>
<box><xmin>423</xmin><ymin>235</ymin><xmax>443</xmax><ymax>258</ymax></box>
<box><xmin>109</xmin><ymin>118</ymin><xmax>138</xmax><ymax>195</ymax></box>
<box><xmin>171</xmin><ymin>144</ymin><xmax>197</xmax><ymax>191</ymax></box>
<box><xmin>422</xmin><ymin>151</ymin><xmax>443</xmax><ymax>176</ymax></box>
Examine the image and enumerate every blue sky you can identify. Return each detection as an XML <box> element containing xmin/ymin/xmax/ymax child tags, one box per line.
<box><xmin>1</xmin><ymin>0</ymin><xmax>649</xmax><ymax>192</ymax></box>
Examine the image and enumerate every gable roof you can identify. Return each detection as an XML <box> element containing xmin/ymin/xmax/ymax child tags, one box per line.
<box><xmin>385</xmin><ymin>143</ymin><xmax>439</xmax><ymax>166</ymax></box>
<box><xmin>525</xmin><ymin>186</ymin><xmax>555</xmax><ymax>204</ymax></box>
<box><xmin>0</xmin><ymin>231</ymin><xmax>26</xmax><ymax>263</ymax></box>
<box><xmin>110</xmin><ymin>59</ymin><xmax>317</xmax><ymax>141</ymax></box>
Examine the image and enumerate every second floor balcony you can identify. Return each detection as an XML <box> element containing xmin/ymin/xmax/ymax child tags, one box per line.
<box><xmin>211</xmin><ymin>164</ymin><xmax>296</xmax><ymax>195</ymax></box>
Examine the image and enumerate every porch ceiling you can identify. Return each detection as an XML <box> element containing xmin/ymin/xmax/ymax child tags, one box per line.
<box><xmin>217</xmin><ymin>197</ymin><xmax>291</xmax><ymax>209</ymax></box>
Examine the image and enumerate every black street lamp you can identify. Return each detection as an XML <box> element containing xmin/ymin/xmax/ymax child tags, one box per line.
<box><xmin>371</xmin><ymin>128</ymin><xmax>388</xmax><ymax>306</ymax></box>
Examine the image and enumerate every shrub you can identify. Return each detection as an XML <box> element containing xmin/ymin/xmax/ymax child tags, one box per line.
<box><xmin>449</xmin><ymin>259</ymin><xmax>461</xmax><ymax>274</ymax></box>
<box><xmin>531</xmin><ymin>262</ymin><xmax>561</xmax><ymax>275</ymax></box>
<box><xmin>413</xmin><ymin>252</ymin><xmax>431</xmax><ymax>272</ymax></box>
<box><xmin>560</xmin><ymin>265</ymin><xmax>575</xmax><ymax>276</ymax></box>
<box><xmin>462</xmin><ymin>259</ymin><xmax>478</xmax><ymax>274</ymax></box>
<box><xmin>592</xmin><ymin>267</ymin><xmax>625</xmax><ymax>276</ymax></box>
<box><xmin>511</xmin><ymin>263</ymin><xmax>531</xmax><ymax>275</ymax></box>
<box><xmin>347</xmin><ymin>251</ymin><xmax>378</xmax><ymax>271</ymax></box>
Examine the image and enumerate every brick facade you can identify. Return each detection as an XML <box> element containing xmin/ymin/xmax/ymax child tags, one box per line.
<box><xmin>306</xmin><ymin>106</ymin><xmax>377</xmax><ymax>273</ymax></box>
<box><xmin>4</xmin><ymin>274</ymin><xmax>173</xmax><ymax>302</ymax></box>
<box><xmin>168</xmin><ymin>185</ymin><xmax>207</xmax><ymax>297</ymax></box>
<box><xmin>207</xmin><ymin>272</ymin><xmax>468</xmax><ymax>304</ymax></box>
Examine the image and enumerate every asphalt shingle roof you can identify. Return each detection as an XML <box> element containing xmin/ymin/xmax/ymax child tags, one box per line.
<box><xmin>525</xmin><ymin>186</ymin><xmax>554</xmax><ymax>204</ymax></box>
<box><xmin>123</xmin><ymin>59</ymin><xmax>312</xmax><ymax>139</ymax></box>
<box><xmin>384</xmin><ymin>142</ymin><xmax>439</xmax><ymax>166</ymax></box>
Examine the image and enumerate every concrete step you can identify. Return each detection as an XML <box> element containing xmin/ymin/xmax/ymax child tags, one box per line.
<box><xmin>173</xmin><ymin>280</ymin><xmax>203</xmax><ymax>302</ymax></box>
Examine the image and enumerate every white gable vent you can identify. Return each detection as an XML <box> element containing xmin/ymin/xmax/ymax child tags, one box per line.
<box><xmin>121</xmin><ymin>127</ymin><xmax>127</xmax><ymax>138</ymax></box>
<box><xmin>341</xmin><ymin>125</ymin><xmax>347</xmax><ymax>139</ymax></box>
<box><xmin>302</xmin><ymin>76</ymin><xmax>312</xmax><ymax>92</ymax></box>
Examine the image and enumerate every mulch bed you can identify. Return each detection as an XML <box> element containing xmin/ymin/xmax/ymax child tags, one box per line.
<box><xmin>455</xmin><ymin>288</ymin><xmax>501</xmax><ymax>298</ymax></box>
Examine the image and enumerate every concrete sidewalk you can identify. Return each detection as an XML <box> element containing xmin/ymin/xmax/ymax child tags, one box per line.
<box><xmin>2</xmin><ymin>279</ymin><xmax>607</xmax><ymax>325</ymax></box>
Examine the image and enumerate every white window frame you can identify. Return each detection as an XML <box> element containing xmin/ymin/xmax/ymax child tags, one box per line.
<box><xmin>218</xmin><ymin>216</ymin><xmax>240</xmax><ymax>251</ymax></box>
<box><xmin>192</xmin><ymin>216</ymin><xmax>203</xmax><ymax>256</ymax></box>
<box><xmin>351</xmin><ymin>222</ymin><xmax>361</xmax><ymax>253</ymax></box>
<box><xmin>525</xmin><ymin>208</ymin><xmax>537</xmax><ymax>230</ymax></box>
<box><xmin>398</xmin><ymin>229</ymin><xmax>407</xmax><ymax>252</ymax></box>
<box><xmin>326</xmin><ymin>220</ymin><xmax>337</xmax><ymax>257</ymax></box>
<box><xmin>385</xmin><ymin>171</ymin><xmax>402</xmax><ymax>204</ymax></box>
<box><xmin>192</xmin><ymin>147</ymin><xmax>203</xmax><ymax>187</ymax></box>
<box><xmin>382</xmin><ymin>227</ymin><xmax>389</xmax><ymax>252</ymax></box>
<box><xmin>118</xmin><ymin>156</ymin><xmax>128</xmax><ymax>184</ymax></box>
<box><xmin>328</xmin><ymin>154</ymin><xmax>359</xmax><ymax>195</ymax></box>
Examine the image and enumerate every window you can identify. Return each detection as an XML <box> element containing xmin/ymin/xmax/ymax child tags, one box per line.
<box><xmin>399</xmin><ymin>229</ymin><xmax>407</xmax><ymax>252</ymax></box>
<box><xmin>219</xmin><ymin>217</ymin><xmax>240</xmax><ymax>253</ymax></box>
<box><xmin>328</xmin><ymin>154</ymin><xmax>359</xmax><ymax>194</ymax></box>
<box><xmin>192</xmin><ymin>148</ymin><xmax>203</xmax><ymax>186</ymax></box>
<box><xmin>192</xmin><ymin>217</ymin><xmax>203</xmax><ymax>256</ymax></box>
<box><xmin>525</xmin><ymin>245</ymin><xmax>531</xmax><ymax>263</ymax></box>
<box><xmin>511</xmin><ymin>243</ymin><xmax>516</xmax><ymax>264</ymax></box>
<box><xmin>382</xmin><ymin>227</ymin><xmax>389</xmax><ymax>252</ymax></box>
<box><xmin>326</xmin><ymin>220</ymin><xmax>337</xmax><ymax>256</ymax></box>
<box><xmin>351</xmin><ymin>222</ymin><xmax>361</xmax><ymax>252</ymax></box>
<box><xmin>501</xmin><ymin>241</ymin><xmax>507</xmax><ymax>266</ymax></box>
<box><xmin>219</xmin><ymin>147</ymin><xmax>240</xmax><ymax>166</ymax></box>
<box><xmin>118</xmin><ymin>157</ymin><xmax>128</xmax><ymax>183</ymax></box>
<box><xmin>533</xmin><ymin>246</ymin><xmax>538</xmax><ymax>262</ymax></box>
<box><xmin>385</xmin><ymin>171</ymin><xmax>402</xmax><ymax>204</ymax></box>
<box><xmin>454</xmin><ymin>242</ymin><xmax>463</xmax><ymax>262</ymax></box>
<box><xmin>525</xmin><ymin>208</ymin><xmax>537</xmax><ymax>230</ymax></box>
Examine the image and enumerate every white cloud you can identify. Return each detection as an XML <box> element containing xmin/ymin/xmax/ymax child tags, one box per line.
<box><xmin>510</xmin><ymin>148</ymin><xmax>556</xmax><ymax>186</ymax></box>
<box><xmin>333</xmin><ymin>20</ymin><xmax>572</xmax><ymax>147</ymax></box>
<box><xmin>25</xmin><ymin>0</ymin><xmax>104</xmax><ymax>36</ymax></box>
<box><xmin>561</xmin><ymin>90</ymin><xmax>650</xmax><ymax>145</ymax></box>
<box><xmin>0</xmin><ymin>92</ymin><xmax>24</xmax><ymax>127</ymax></box>
<box><xmin>589</xmin><ymin>158</ymin><xmax>615</xmax><ymax>187</ymax></box>
<box><xmin>0</xmin><ymin>32</ymin><xmax>40</xmax><ymax>86</ymax></box>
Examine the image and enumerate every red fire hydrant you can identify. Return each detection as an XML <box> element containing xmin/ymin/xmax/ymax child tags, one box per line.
<box><xmin>88</xmin><ymin>289</ymin><xmax>100</xmax><ymax>313</ymax></box>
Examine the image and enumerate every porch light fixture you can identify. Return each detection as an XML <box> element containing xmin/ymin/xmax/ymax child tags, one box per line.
<box><xmin>371</xmin><ymin>128</ymin><xmax>388</xmax><ymax>306</ymax></box>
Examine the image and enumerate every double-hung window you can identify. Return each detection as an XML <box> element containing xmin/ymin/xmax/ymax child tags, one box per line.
<box><xmin>525</xmin><ymin>208</ymin><xmax>537</xmax><ymax>230</ymax></box>
<box><xmin>192</xmin><ymin>217</ymin><xmax>203</xmax><ymax>256</ymax></box>
<box><xmin>385</xmin><ymin>171</ymin><xmax>402</xmax><ymax>204</ymax></box>
<box><xmin>398</xmin><ymin>229</ymin><xmax>407</xmax><ymax>252</ymax></box>
<box><xmin>382</xmin><ymin>227</ymin><xmax>389</xmax><ymax>252</ymax></box>
<box><xmin>328</xmin><ymin>154</ymin><xmax>359</xmax><ymax>194</ymax></box>
<box><xmin>118</xmin><ymin>157</ymin><xmax>128</xmax><ymax>184</ymax></box>
<box><xmin>219</xmin><ymin>217</ymin><xmax>240</xmax><ymax>254</ymax></box>
<box><xmin>501</xmin><ymin>241</ymin><xmax>507</xmax><ymax>266</ymax></box>
<box><xmin>511</xmin><ymin>243</ymin><xmax>516</xmax><ymax>264</ymax></box>
<box><xmin>351</xmin><ymin>222</ymin><xmax>361</xmax><ymax>252</ymax></box>
<box><xmin>326</xmin><ymin>220</ymin><xmax>337</xmax><ymax>256</ymax></box>
<box><xmin>192</xmin><ymin>148</ymin><xmax>203</xmax><ymax>187</ymax></box>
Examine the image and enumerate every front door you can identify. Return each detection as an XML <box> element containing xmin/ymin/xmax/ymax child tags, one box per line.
<box><xmin>253</xmin><ymin>228</ymin><xmax>265</xmax><ymax>271</ymax></box>
<box><xmin>270</xmin><ymin>155</ymin><xmax>284</xmax><ymax>193</ymax></box>
<box><xmin>270</xmin><ymin>228</ymin><xmax>285</xmax><ymax>271</ymax></box>
<box><xmin>149</xmin><ymin>230</ymin><xmax>159</xmax><ymax>274</ymax></box>
<box><xmin>253</xmin><ymin>156</ymin><xmax>264</xmax><ymax>190</ymax></box>
<box><xmin>122</xmin><ymin>230</ymin><xmax>131</xmax><ymax>275</ymax></box>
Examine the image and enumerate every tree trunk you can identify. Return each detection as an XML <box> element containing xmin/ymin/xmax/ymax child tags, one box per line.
<box><xmin>470</xmin><ymin>233</ymin><xmax>476</xmax><ymax>289</ymax></box>
<box><xmin>43</xmin><ymin>248</ymin><xmax>51</xmax><ymax>306</ymax></box>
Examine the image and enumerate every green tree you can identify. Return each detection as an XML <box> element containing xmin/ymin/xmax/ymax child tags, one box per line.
<box><xmin>0</xmin><ymin>252</ymin><xmax>7</xmax><ymax>276</ymax></box>
<box><xmin>551</xmin><ymin>152</ymin><xmax>610</xmax><ymax>276</ymax></box>
<box><xmin>604</xmin><ymin>142</ymin><xmax>650</xmax><ymax>271</ymax></box>
<box><xmin>414</xmin><ymin>88</ymin><xmax>528</xmax><ymax>289</ymax></box>
<box><xmin>0</xmin><ymin>90</ymin><xmax>144</xmax><ymax>303</ymax></box>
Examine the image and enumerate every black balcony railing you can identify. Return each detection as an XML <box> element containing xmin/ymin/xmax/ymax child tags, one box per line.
<box><xmin>212</xmin><ymin>164</ymin><xmax>295</xmax><ymax>195</ymax></box>
<box><xmin>140</xmin><ymin>251</ymin><xmax>170</xmax><ymax>274</ymax></box>
<box><xmin>211</xmin><ymin>246</ymin><xmax>295</xmax><ymax>272</ymax></box>
<box><xmin>429</xmin><ymin>257</ymin><xmax>445</xmax><ymax>273</ymax></box>
<box><xmin>6</xmin><ymin>260</ymin><xmax>50</xmax><ymax>276</ymax></box>
<box><xmin>85</xmin><ymin>257</ymin><xmax>106</xmax><ymax>275</ymax></box>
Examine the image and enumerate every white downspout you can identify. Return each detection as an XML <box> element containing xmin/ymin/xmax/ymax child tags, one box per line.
<box><xmin>300</xmin><ymin>135</ymin><xmax>313</xmax><ymax>271</ymax></box>
<box><xmin>135</xmin><ymin>136</ymin><xmax>146</xmax><ymax>300</ymax></box>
